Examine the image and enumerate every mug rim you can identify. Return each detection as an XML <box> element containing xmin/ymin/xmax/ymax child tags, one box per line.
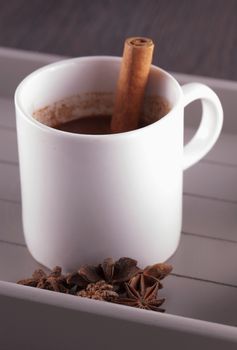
<box><xmin>15</xmin><ymin>55</ymin><xmax>183</xmax><ymax>139</ymax></box>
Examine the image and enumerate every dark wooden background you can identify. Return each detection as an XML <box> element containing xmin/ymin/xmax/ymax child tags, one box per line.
<box><xmin>0</xmin><ymin>0</ymin><xmax>236</xmax><ymax>80</ymax></box>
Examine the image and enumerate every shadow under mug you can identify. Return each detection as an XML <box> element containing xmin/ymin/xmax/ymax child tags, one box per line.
<box><xmin>15</xmin><ymin>57</ymin><xmax>223</xmax><ymax>271</ymax></box>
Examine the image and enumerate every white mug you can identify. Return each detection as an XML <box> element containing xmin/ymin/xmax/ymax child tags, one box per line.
<box><xmin>15</xmin><ymin>57</ymin><xmax>223</xmax><ymax>271</ymax></box>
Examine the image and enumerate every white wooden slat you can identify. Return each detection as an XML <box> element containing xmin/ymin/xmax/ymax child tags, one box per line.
<box><xmin>185</xmin><ymin>128</ymin><xmax>237</xmax><ymax>167</ymax></box>
<box><xmin>168</xmin><ymin>234</ymin><xmax>237</xmax><ymax>286</ymax></box>
<box><xmin>0</xmin><ymin>242</ymin><xmax>41</xmax><ymax>282</ymax></box>
<box><xmin>0</xmin><ymin>47</ymin><xmax>60</xmax><ymax>97</ymax></box>
<box><xmin>176</xmin><ymin>71</ymin><xmax>237</xmax><ymax>135</ymax></box>
<box><xmin>0</xmin><ymin>128</ymin><xmax>18</xmax><ymax>164</ymax></box>
<box><xmin>183</xmin><ymin>195</ymin><xmax>237</xmax><ymax>242</ymax></box>
<box><xmin>163</xmin><ymin>275</ymin><xmax>237</xmax><ymax>327</ymax></box>
<box><xmin>0</xmin><ymin>97</ymin><xmax>16</xmax><ymax>129</ymax></box>
<box><xmin>0</xmin><ymin>200</ymin><xmax>24</xmax><ymax>245</ymax></box>
<box><xmin>184</xmin><ymin>162</ymin><xmax>237</xmax><ymax>202</ymax></box>
<box><xmin>0</xmin><ymin>163</ymin><xmax>20</xmax><ymax>202</ymax></box>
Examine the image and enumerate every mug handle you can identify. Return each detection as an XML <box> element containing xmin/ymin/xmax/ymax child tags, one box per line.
<box><xmin>182</xmin><ymin>83</ymin><xmax>223</xmax><ymax>170</ymax></box>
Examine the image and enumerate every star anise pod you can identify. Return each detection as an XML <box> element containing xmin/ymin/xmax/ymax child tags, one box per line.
<box><xmin>66</xmin><ymin>271</ymin><xmax>89</xmax><ymax>291</ymax></box>
<box><xmin>67</xmin><ymin>257</ymin><xmax>140</xmax><ymax>289</ymax></box>
<box><xmin>17</xmin><ymin>266</ymin><xmax>68</xmax><ymax>293</ymax></box>
<box><xmin>116</xmin><ymin>281</ymin><xmax>165</xmax><ymax>312</ymax></box>
<box><xmin>78</xmin><ymin>280</ymin><xmax>119</xmax><ymax>302</ymax></box>
<box><xmin>129</xmin><ymin>273</ymin><xmax>162</xmax><ymax>295</ymax></box>
<box><xmin>143</xmin><ymin>263</ymin><xmax>173</xmax><ymax>280</ymax></box>
<box><xmin>129</xmin><ymin>262</ymin><xmax>172</xmax><ymax>291</ymax></box>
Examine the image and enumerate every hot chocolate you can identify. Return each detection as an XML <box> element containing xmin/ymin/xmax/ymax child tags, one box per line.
<box><xmin>33</xmin><ymin>94</ymin><xmax>171</xmax><ymax>135</ymax></box>
<box><xmin>53</xmin><ymin>114</ymin><xmax>163</xmax><ymax>135</ymax></box>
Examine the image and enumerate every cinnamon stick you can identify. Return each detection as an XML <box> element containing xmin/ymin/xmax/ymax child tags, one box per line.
<box><xmin>111</xmin><ymin>37</ymin><xmax>154</xmax><ymax>133</ymax></box>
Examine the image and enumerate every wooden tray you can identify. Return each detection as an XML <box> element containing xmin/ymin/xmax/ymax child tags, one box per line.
<box><xmin>0</xmin><ymin>47</ymin><xmax>237</xmax><ymax>349</ymax></box>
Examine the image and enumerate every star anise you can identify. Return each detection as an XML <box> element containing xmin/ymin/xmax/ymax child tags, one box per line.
<box><xmin>129</xmin><ymin>272</ymin><xmax>162</xmax><ymax>294</ymax></box>
<box><xmin>78</xmin><ymin>280</ymin><xmax>119</xmax><ymax>302</ymax></box>
<box><xmin>114</xmin><ymin>262</ymin><xmax>172</xmax><ymax>312</ymax></box>
<box><xmin>143</xmin><ymin>263</ymin><xmax>173</xmax><ymax>280</ymax></box>
<box><xmin>116</xmin><ymin>281</ymin><xmax>165</xmax><ymax>312</ymax></box>
<box><xmin>67</xmin><ymin>257</ymin><xmax>140</xmax><ymax>289</ymax></box>
<box><xmin>66</xmin><ymin>271</ymin><xmax>89</xmax><ymax>290</ymax></box>
<box><xmin>17</xmin><ymin>266</ymin><xmax>68</xmax><ymax>293</ymax></box>
<box><xmin>129</xmin><ymin>262</ymin><xmax>173</xmax><ymax>290</ymax></box>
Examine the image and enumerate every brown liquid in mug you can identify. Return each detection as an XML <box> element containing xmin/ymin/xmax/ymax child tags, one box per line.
<box><xmin>33</xmin><ymin>95</ymin><xmax>171</xmax><ymax>134</ymax></box>
<box><xmin>54</xmin><ymin>115</ymin><xmax>151</xmax><ymax>135</ymax></box>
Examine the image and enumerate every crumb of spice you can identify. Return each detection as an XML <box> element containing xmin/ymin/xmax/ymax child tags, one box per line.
<box><xmin>78</xmin><ymin>280</ymin><xmax>119</xmax><ymax>301</ymax></box>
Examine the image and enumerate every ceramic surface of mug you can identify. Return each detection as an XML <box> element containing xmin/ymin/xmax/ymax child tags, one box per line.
<box><xmin>15</xmin><ymin>57</ymin><xmax>223</xmax><ymax>271</ymax></box>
